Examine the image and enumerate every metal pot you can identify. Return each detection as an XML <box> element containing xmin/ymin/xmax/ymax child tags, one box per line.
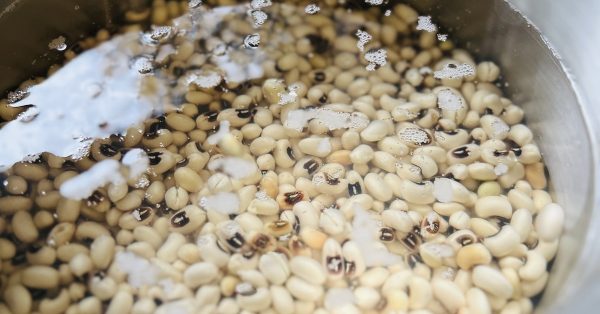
<box><xmin>0</xmin><ymin>0</ymin><xmax>597</xmax><ymax>312</ymax></box>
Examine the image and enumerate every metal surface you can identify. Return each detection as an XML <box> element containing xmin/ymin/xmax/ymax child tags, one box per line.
<box><xmin>0</xmin><ymin>0</ymin><xmax>597</xmax><ymax>311</ymax></box>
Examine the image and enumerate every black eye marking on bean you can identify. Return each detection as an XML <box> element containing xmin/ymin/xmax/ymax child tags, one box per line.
<box><xmin>100</xmin><ymin>144</ymin><xmax>118</xmax><ymax>157</ymax></box>
<box><xmin>314</xmin><ymin>71</ymin><xmax>326</xmax><ymax>82</ymax></box>
<box><xmin>286</xmin><ymin>147</ymin><xmax>296</xmax><ymax>160</ymax></box>
<box><xmin>505</xmin><ymin>139</ymin><xmax>522</xmax><ymax>156</ymax></box>
<box><xmin>493</xmin><ymin>150</ymin><xmax>510</xmax><ymax>157</ymax></box>
<box><xmin>457</xmin><ymin>235</ymin><xmax>475</xmax><ymax>246</ymax></box>
<box><xmin>135</xmin><ymin>207</ymin><xmax>152</xmax><ymax>221</ymax></box>
<box><xmin>87</xmin><ymin>191</ymin><xmax>105</xmax><ymax>207</ymax></box>
<box><xmin>27</xmin><ymin>243</ymin><xmax>42</xmax><ymax>253</ymax></box>
<box><xmin>402</xmin><ymin>231</ymin><xmax>421</xmax><ymax>251</ymax></box>
<box><xmin>303</xmin><ymin>159</ymin><xmax>319</xmax><ymax>174</ymax></box>
<box><xmin>147</xmin><ymin>151</ymin><xmax>162</xmax><ymax>165</ymax></box>
<box><xmin>325</xmin><ymin>173</ymin><xmax>340</xmax><ymax>185</ymax></box>
<box><xmin>144</xmin><ymin>121</ymin><xmax>165</xmax><ymax>139</ymax></box>
<box><xmin>406</xmin><ymin>253</ymin><xmax>423</xmax><ymax>268</ymax></box>
<box><xmin>452</xmin><ymin>146</ymin><xmax>470</xmax><ymax>158</ymax></box>
<box><xmin>226</xmin><ymin>233</ymin><xmax>246</xmax><ymax>249</ymax></box>
<box><xmin>170</xmin><ymin>210</ymin><xmax>189</xmax><ymax>227</ymax></box>
<box><xmin>305</xmin><ymin>34</ymin><xmax>330</xmax><ymax>54</ymax></box>
<box><xmin>348</xmin><ymin>182</ymin><xmax>362</xmax><ymax>196</ymax></box>
<box><xmin>284</xmin><ymin>191</ymin><xmax>304</xmax><ymax>205</ymax></box>
<box><xmin>326</xmin><ymin>256</ymin><xmax>344</xmax><ymax>274</ymax></box>
<box><xmin>319</xmin><ymin>95</ymin><xmax>328</xmax><ymax>104</ymax></box>
<box><xmin>176</xmin><ymin>158</ymin><xmax>189</xmax><ymax>168</ymax></box>
<box><xmin>204</xmin><ymin>111</ymin><xmax>218</xmax><ymax>122</ymax></box>
<box><xmin>236</xmin><ymin>109</ymin><xmax>253</xmax><ymax>119</ymax></box>
<box><xmin>379</xmin><ymin>227</ymin><xmax>395</xmax><ymax>242</ymax></box>
<box><xmin>344</xmin><ymin>260</ymin><xmax>356</xmax><ymax>276</ymax></box>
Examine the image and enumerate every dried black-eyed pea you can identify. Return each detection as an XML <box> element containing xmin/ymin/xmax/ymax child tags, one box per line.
<box><xmin>265</xmin><ymin>220</ymin><xmax>293</xmax><ymax>237</ymax></box>
<box><xmin>4</xmin><ymin>175</ymin><xmax>28</xmax><ymax>195</ymax></box>
<box><xmin>118</xmin><ymin>206</ymin><xmax>154</xmax><ymax>230</ymax></box>
<box><xmin>322</xmin><ymin>238</ymin><xmax>344</xmax><ymax>280</ymax></box>
<box><xmin>248</xmin><ymin>231</ymin><xmax>277</xmax><ymax>253</ymax></box>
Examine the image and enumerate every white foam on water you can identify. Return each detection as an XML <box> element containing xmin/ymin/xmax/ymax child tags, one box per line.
<box><xmin>434</xmin><ymin>63</ymin><xmax>475</xmax><ymax>79</ymax></box>
<box><xmin>207</xmin><ymin>156</ymin><xmax>258</xmax><ymax>179</ymax></box>
<box><xmin>416</xmin><ymin>15</ymin><xmax>438</xmax><ymax>32</ymax></box>
<box><xmin>351</xmin><ymin>205</ymin><xmax>403</xmax><ymax>267</ymax></box>
<box><xmin>384</xmin><ymin>9</ymin><xmax>392</xmax><ymax>16</ymax></box>
<box><xmin>188</xmin><ymin>0</ymin><xmax>202</xmax><ymax>9</ymax></box>
<box><xmin>185</xmin><ymin>70</ymin><xmax>223</xmax><ymax>88</ymax></box>
<box><xmin>115</xmin><ymin>251</ymin><xmax>161</xmax><ymax>288</ymax></box>
<box><xmin>0</xmin><ymin>33</ymin><xmax>167</xmax><ymax>171</ymax></box>
<box><xmin>284</xmin><ymin>108</ymin><xmax>369</xmax><ymax>131</ymax></box>
<box><xmin>206</xmin><ymin>120</ymin><xmax>231</xmax><ymax>145</ymax></box>
<box><xmin>250</xmin><ymin>10</ymin><xmax>268</xmax><ymax>27</ymax></box>
<box><xmin>250</xmin><ymin>0</ymin><xmax>272</xmax><ymax>9</ymax></box>
<box><xmin>364</xmin><ymin>48</ymin><xmax>387</xmax><ymax>71</ymax></box>
<box><xmin>365</xmin><ymin>0</ymin><xmax>384</xmax><ymax>5</ymax></box>
<box><xmin>437</xmin><ymin>33</ymin><xmax>448</xmax><ymax>41</ymax></box>
<box><xmin>243</xmin><ymin>33</ymin><xmax>261</xmax><ymax>49</ymax></box>
<box><xmin>200</xmin><ymin>192</ymin><xmax>240</xmax><ymax>214</ymax></box>
<box><xmin>122</xmin><ymin>148</ymin><xmax>149</xmax><ymax>179</ymax></box>
<box><xmin>437</xmin><ymin>88</ymin><xmax>464</xmax><ymax>111</ymax></box>
<box><xmin>59</xmin><ymin>159</ymin><xmax>123</xmax><ymax>200</ymax></box>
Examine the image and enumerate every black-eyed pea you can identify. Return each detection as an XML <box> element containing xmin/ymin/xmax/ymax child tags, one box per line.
<box><xmin>391</xmin><ymin>102</ymin><xmax>420</xmax><ymax>122</ymax></box>
<box><xmin>411</xmin><ymin>154</ymin><xmax>438</xmax><ymax>178</ymax></box>
<box><xmin>12</xmin><ymin>210</ymin><xmax>38</xmax><ymax>243</ymax></box>
<box><xmin>524</xmin><ymin>162</ymin><xmax>547</xmax><ymax>190</ymax></box>
<box><xmin>480</xmin><ymin>115</ymin><xmax>510</xmax><ymax>140</ymax></box>
<box><xmin>498</xmin><ymin>163</ymin><xmax>525</xmax><ymax>189</ymax></box>
<box><xmin>533</xmin><ymin>239</ymin><xmax>559</xmax><ymax>261</ymax></box>
<box><xmin>75</xmin><ymin>221</ymin><xmax>110</xmax><ymax>241</ymax></box>
<box><xmin>0</xmin><ymin>195</ymin><xmax>33</xmax><ymax>214</ymax></box>
<box><xmin>456</xmin><ymin>243</ymin><xmax>492</xmax><ymax>270</ymax></box>
<box><xmin>397</xmin><ymin>124</ymin><xmax>433</xmax><ymax>148</ymax></box>
<box><xmin>501</xmin><ymin>104</ymin><xmax>525</xmax><ymax>125</ymax></box>
<box><xmin>520</xmin><ymin>271</ymin><xmax>549</xmax><ymax>298</ymax></box>
<box><xmin>341</xmin><ymin>130</ymin><xmax>361</xmax><ymax>150</ymax></box>
<box><xmin>447</xmin><ymin>144</ymin><xmax>481</xmax><ymax>165</ymax></box>
<box><xmin>518</xmin><ymin>250</ymin><xmax>546</xmax><ymax>281</ymax></box>
<box><xmin>236</xmin><ymin>284</ymin><xmax>271</xmax><ymax>312</ymax></box>
<box><xmin>350</xmin><ymin>144</ymin><xmax>374</xmax><ymax>165</ymax></box>
<box><xmin>68</xmin><ymin>253</ymin><xmax>93</xmax><ymax>277</ymax></box>
<box><xmin>105</xmin><ymin>290</ymin><xmax>133</xmax><ymax>314</ymax></box>
<box><xmin>196</xmin><ymin>234</ymin><xmax>231</xmax><ymax>267</ymax></box>
<box><xmin>273</xmin><ymin>139</ymin><xmax>296</xmax><ymax>168</ymax></box>
<box><xmin>449</xmin><ymin>210</ymin><xmax>471</xmax><ymax>230</ymax></box>
<box><xmin>32</xmin><ymin>210</ymin><xmax>53</xmax><ymax>230</ymax></box>
<box><xmin>25</xmin><ymin>244</ymin><xmax>56</xmax><ymax>265</ymax></box>
<box><xmin>148</xmin><ymin>150</ymin><xmax>176</xmax><ymax>175</ymax></box>
<box><xmin>298</xmin><ymin>137</ymin><xmax>332</xmax><ymax>158</ymax></box>
<box><xmin>118</xmin><ymin>206</ymin><xmax>154</xmax><ymax>230</ymax></box>
<box><xmin>435</xmin><ymin>128</ymin><xmax>470</xmax><ymax>150</ymax></box>
<box><xmin>476</xmin><ymin>61</ymin><xmax>500</xmax><ymax>82</ymax></box>
<box><xmin>483</xmin><ymin>225</ymin><xmax>521</xmax><ymax>257</ymax></box>
<box><xmin>432</xmin><ymin>279</ymin><xmax>466</xmax><ymax>313</ymax></box>
<box><xmin>534</xmin><ymin>203</ymin><xmax>564</xmax><ymax>242</ymax></box>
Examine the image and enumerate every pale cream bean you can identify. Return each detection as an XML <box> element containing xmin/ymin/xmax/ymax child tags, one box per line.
<box><xmin>360</xmin><ymin>120</ymin><xmax>388</xmax><ymax>142</ymax></box>
<box><xmin>401</xmin><ymin>180</ymin><xmax>435</xmax><ymax>204</ymax></box>
<box><xmin>298</xmin><ymin>137</ymin><xmax>332</xmax><ymax>158</ymax></box>
<box><xmin>166</xmin><ymin>112</ymin><xmax>195</xmax><ymax>132</ymax></box>
<box><xmin>197</xmin><ymin>234</ymin><xmax>230</xmax><ymax>267</ymax></box>
<box><xmin>157</xmin><ymin>232</ymin><xmax>187</xmax><ymax>262</ymax></box>
<box><xmin>521</xmin><ymin>272</ymin><xmax>549</xmax><ymax>298</ymax></box>
<box><xmin>75</xmin><ymin>221</ymin><xmax>110</xmax><ymax>240</ymax></box>
<box><xmin>0</xmin><ymin>238</ymin><xmax>16</xmax><ymax>259</ymax></box>
<box><xmin>510</xmin><ymin>208</ymin><xmax>533</xmax><ymax>242</ymax></box>
<box><xmin>250</xmin><ymin>137</ymin><xmax>276</xmax><ymax>156</ymax></box>
<box><xmin>468</xmin><ymin>162</ymin><xmax>498</xmax><ymax>181</ymax></box>
<box><xmin>248</xmin><ymin>198</ymin><xmax>279</xmax><ymax>216</ymax></box>
<box><xmin>165</xmin><ymin>186</ymin><xmax>189</xmax><ymax>210</ymax></box>
<box><xmin>115</xmin><ymin>190</ymin><xmax>144</xmax><ymax>211</ymax></box>
<box><xmin>39</xmin><ymin>289</ymin><xmax>70</xmax><ymax>314</ymax></box>
<box><xmin>207</xmin><ymin>173</ymin><xmax>233</xmax><ymax>193</ymax></box>
<box><xmin>290</xmin><ymin>255</ymin><xmax>326</xmax><ymax>285</ymax></box>
<box><xmin>466</xmin><ymin>287</ymin><xmax>492</xmax><ymax>314</ymax></box>
<box><xmin>456</xmin><ymin>243</ymin><xmax>492</xmax><ymax>270</ymax></box>
<box><xmin>259</xmin><ymin>252</ymin><xmax>290</xmax><ymax>285</ymax></box>
<box><xmin>378</xmin><ymin>136</ymin><xmax>410</xmax><ymax>156</ymax></box>
<box><xmin>236</xmin><ymin>285</ymin><xmax>272</xmax><ymax>312</ymax></box>
<box><xmin>12</xmin><ymin>210</ymin><xmax>38</xmax><ymax>243</ymax></box>
<box><xmin>3</xmin><ymin>284</ymin><xmax>32</xmax><ymax>314</ymax></box>
<box><xmin>350</xmin><ymin>144</ymin><xmax>374</xmax><ymax>164</ymax></box>
<box><xmin>184</xmin><ymin>262</ymin><xmax>220</xmax><ymax>288</ymax></box>
<box><xmin>525</xmin><ymin>162</ymin><xmax>547</xmax><ymax>189</ymax></box>
<box><xmin>319</xmin><ymin>207</ymin><xmax>346</xmax><ymax>236</ymax></box>
<box><xmin>432</xmin><ymin>279</ymin><xmax>465</xmax><ymax>313</ymax></box>
<box><xmin>382</xmin><ymin>209</ymin><xmax>414</xmax><ymax>233</ymax></box>
<box><xmin>534</xmin><ymin>203</ymin><xmax>564</xmax><ymax>241</ymax></box>
<box><xmin>174</xmin><ymin>167</ymin><xmax>204</xmax><ymax>193</ymax></box>
<box><xmin>69</xmin><ymin>253</ymin><xmax>93</xmax><ymax>277</ymax></box>
<box><xmin>518</xmin><ymin>250</ymin><xmax>547</xmax><ymax>281</ymax></box>
<box><xmin>133</xmin><ymin>225</ymin><xmax>163</xmax><ymax>249</ymax></box>
<box><xmin>353</xmin><ymin>286</ymin><xmax>381</xmax><ymax>311</ymax></box>
<box><xmin>372</xmin><ymin>151</ymin><xmax>397</xmax><ymax>173</ymax></box>
<box><xmin>475</xmin><ymin>196</ymin><xmax>512</xmax><ymax>219</ymax></box>
<box><xmin>90</xmin><ymin>235</ymin><xmax>115</xmax><ymax>269</ymax></box>
<box><xmin>449</xmin><ymin>210</ymin><xmax>471</xmax><ymax>230</ymax></box>
<box><xmin>472</xmin><ymin>265</ymin><xmax>513</xmax><ymax>299</ymax></box>
<box><xmin>106</xmin><ymin>291</ymin><xmax>133</xmax><ymax>314</ymax></box>
<box><xmin>270</xmin><ymin>285</ymin><xmax>295</xmax><ymax>314</ymax></box>
<box><xmin>483</xmin><ymin>225</ymin><xmax>521</xmax><ymax>257</ymax></box>
<box><xmin>477</xmin><ymin>61</ymin><xmax>500</xmax><ymax>82</ymax></box>
<box><xmin>22</xmin><ymin>265</ymin><xmax>60</xmax><ymax>289</ymax></box>
<box><xmin>286</xmin><ymin>276</ymin><xmax>324</xmax><ymax>302</ymax></box>
<box><xmin>409</xmin><ymin>276</ymin><xmax>433</xmax><ymax>310</ymax></box>
<box><xmin>508</xmin><ymin>189</ymin><xmax>534</xmax><ymax>212</ymax></box>
<box><xmin>478</xmin><ymin>181</ymin><xmax>502</xmax><ymax>197</ymax></box>
<box><xmin>364</xmin><ymin>173</ymin><xmax>393</xmax><ymax>202</ymax></box>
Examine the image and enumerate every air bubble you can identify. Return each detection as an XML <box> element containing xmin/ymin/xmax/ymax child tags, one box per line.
<box><xmin>364</xmin><ymin>48</ymin><xmax>387</xmax><ymax>71</ymax></box>
<box><xmin>365</xmin><ymin>0</ymin><xmax>384</xmax><ymax>5</ymax></box>
<box><xmin>437</xmin><ymin>34</ymin><xmax>448</xmax><ymax>41</ymax></box>
<box><xmin>384</xmin><ymin>9</ymin><xmax>392</xmax><ymax>16</ymax></box>
<box><xmin>416</xmin><ymin>16</ymin><xmax>438</xmax><ymax>32</ymax></box>
<box><xmin>355</xmin><ymin>29</ymin><xmax>372</xmax><ymax>52</ymax></box>
<box><xmin>250</xmin><ymin>0</ymin><xmax>272</xmax><ymax>10</ymax></box>
<box><xmin>433</xmin><ymin>63</ymin><xmax>475</xmax><ymax>79</ymax></box>
<box><xmin>133</xmin><ymin>56</ymin><xmax>154</xmax><ymax>74</ymax></box>
<box><xmin>243</xmin><ymin>33</ymin><xmax>261</xmax><ymax>49</ymax></box>
<box><xmin>48</xmin><ymin>36</ymin><xmax>67</xmax><ymax>51</ymax></box>
<box><xmin>188</xmin><ymin>0</ymin><xmax>202</xmax><ymax>9</ymax></box>
<box><xmin>142</xmin><ymin>26</ymin><xmax>174</xmax><ymax>46</ymax></box>
<box><xmin>250</xmin><ymin>10</ymin><xmax>268</xmax><ymax>27</ymax></box>
<box><xmin>304</xmin><ymin>4</ymin><xmax>320</xmax><ymax>14</ymax></box>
